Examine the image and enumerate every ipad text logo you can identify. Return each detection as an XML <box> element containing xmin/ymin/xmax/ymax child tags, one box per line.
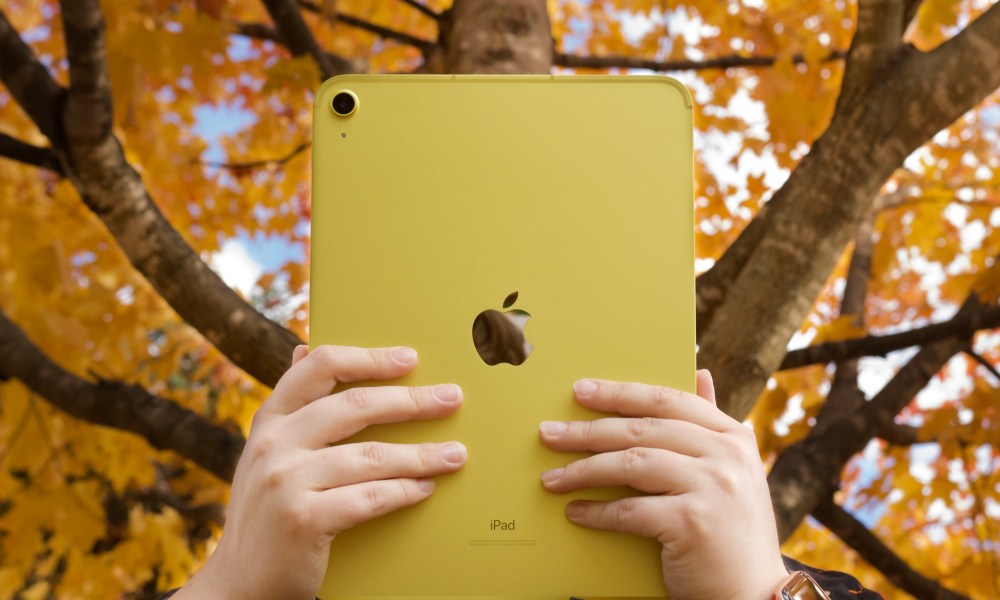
<box><xmin>490</xmin><ymin>519</ymin><xmax>516</xmax><ymax>531</ymax></box>
<box><xmin>472</xmin><ymin>291</ymin><xmax>533</xmax><ymax>366</ymax></box>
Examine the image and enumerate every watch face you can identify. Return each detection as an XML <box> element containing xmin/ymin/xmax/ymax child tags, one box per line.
<box><xmin>783</xmin><ymin>571</ymin><xmax>829</xmax><ymax>600</ymax></box>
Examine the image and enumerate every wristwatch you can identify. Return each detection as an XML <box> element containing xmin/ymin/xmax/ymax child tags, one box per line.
<box><xmin>772</xmin><ymin>571</ymin><xmax>831</xmax><ymax>600</ymax></box>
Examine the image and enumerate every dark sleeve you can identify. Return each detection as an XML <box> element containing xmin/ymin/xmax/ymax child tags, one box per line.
<box><xmin>783</xmin><ymin>555</ymin><xmax>885</xmax><ymax>599</ymax></box>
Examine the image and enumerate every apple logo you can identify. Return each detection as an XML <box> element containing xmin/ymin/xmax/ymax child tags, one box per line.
<box><xmin>472</xmin><ymin>291</ymin><xmax>533</xmax><ymax>366</ymax></box>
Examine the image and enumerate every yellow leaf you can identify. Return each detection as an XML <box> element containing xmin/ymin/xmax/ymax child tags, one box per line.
<box><xmin>814</xmin><ymin>314</ymin><xmax>867</xmax><ymax>344</ymax></box>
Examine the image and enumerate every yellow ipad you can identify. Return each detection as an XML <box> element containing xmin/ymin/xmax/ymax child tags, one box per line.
<box><xmin>310</xmin><ymin>75</ymin><xmax>694</xmax><ymax>599</ymax></box>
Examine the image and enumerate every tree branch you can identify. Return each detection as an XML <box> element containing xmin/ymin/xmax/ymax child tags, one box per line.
<box><xmin>554</xmin><ymin>49</ymin><xmax>847</xmax><ymax>73</ymax></box>
<box><xmin>811</xmin><ymin>210</ymin><xmax>875</xmax><ymax>431</ymax></box>
<box><xmin>0</xmin><ymin>4</ymin><xmax>304</xmax><ymax>388</ymax></box>
<box><xmin>890</xmin><ymin>2</ymin><xmax>1000</xmax><ymax>154</ymax></box>
<box><xmin>770</xmin><ymin>331</ymin><xmax>968</xmax><ymax>541</ymax></box>
<box><xmin>0</xmin><ymin>132</ymin><xmax>64</xmax><ymax>175</ymax></box>
<box><xmin>261</xmin><ymin>0</ymin><xmax>338</xmax><ymax>79</ymax></box>
<box><xmin>194</xmin><ymin>141</ymin><xmax>310</xmax><ymax>170</ymax></box>
<box><xmin>875</xmin><ymin>420</ymin><xmax>923</xmax><ymax>445</ymax></box>
<box><xmin>60</xmin><ymin>0</ymin><xmax>114</xmax><ymax>146</ymax></box>
<box><xmin>0</xmin><ymin>308</ymin><xmax>244</xmax><ymax>482</ymax></box>
<box><xmin>0</xmin><ymin>8</ymin><xmax>65</xmax><ymax>141</ymax></box>
<box><xmin>696</xmin><ymin>1</ymin><xmax>999</xmax><ymax>422</ymax></box>
<box><xmin>400</xmin><ymin>0</ymin><xmax>441</xmax><ymax>21</ymax></box>
<box><xmin>812</xmin><ymin>498</ymin><xmax>970</xmax><ymax>600</ymax></box>
<box><xmin>965</xmin><ymin>348</ymin><xmax>1000</xmax><ymax>383</ymax></box>
<box><xmin>768</xmin><ymin>287</ymin><xmax>998</xmax><ymax>540</ymax></box>
<box><xmin>780</xmin><ymin>301</ymin><xmax>1000</xmax><ymax>370</ymax></box>
<box><xmin>835</xmin><ymin>0</ymin><xmax>907</xmax><ymax>109</ymax></box>
<box><xmin>696</xmin><ymin>202</ymin><xmax>770</xmax><ymax>340</ymax></box>
<box><xmin>297</xmin><ymin>0</ymin><xmax>436</xmax><ymax>51</ymax></box>
<box><xmin>231</xmin><ymin>21</ymin><xmax>366</xmax><ymax>75</ymax></box>
<box><xmin>233</xmin><ymin>20</ymin><xmax>284</xmax><ymax>43</ymax></box>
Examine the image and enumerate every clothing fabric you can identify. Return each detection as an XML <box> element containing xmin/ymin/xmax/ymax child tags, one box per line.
<box><xmin>780</xmin><ymin>555</ymin><xmax>884</xmax><ymax>599</ymax></box>
<box><xmin>156</xmin><ymin>555</ymin><xmax>884</xmax><ymax>599</ymax></box>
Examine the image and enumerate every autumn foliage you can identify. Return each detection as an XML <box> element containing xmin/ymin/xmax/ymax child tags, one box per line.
<box><xmin>0</xmin><ymin>0</ymin><xmax>998</xmax><ymax>598</ymax></box>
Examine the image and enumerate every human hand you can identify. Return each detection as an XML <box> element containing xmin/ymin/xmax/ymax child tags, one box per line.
<box><xmin>538</xmin><ymin>371</ymin><xmax>787</xmax><ymax>600</ymax></box>
<box><xmin>174</xmin><ymin>345</ymin><xmax>467</xmax><ymax>600</ymax></box>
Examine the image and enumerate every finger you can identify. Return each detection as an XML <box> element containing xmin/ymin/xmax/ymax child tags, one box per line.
<box><xmin>305</xmin><ymin>441</ymin><xmax>467</xmax><ymax>490</ymax></box>
<box><xmin>311</xmin><ymin>478</ymin><xmax>436</xmax><ymax>537</ymax></box>
<box><xmin>572</xmin><ymin>379</ymin><xmax>735</xmax><ymax>433</ymax></box>
<box><xmin>291</xmin><ymin>344</ymin><xmax>309</xmax><ymax>366</ymax></box>
<box><xmin>538</xmin><ymin>417</ymin><xmax>716</xmax><ymax>457</ymax></box>
<box><xmin>696</xmin><ymin>369</ymin><xmax>716</xmax><ymax>406</ymax></box>
<box><xmin>290</xmin><ymin>383</ymin><xmax>463</xmax><ymax>447</ymax></box>
<box><xmin>540</xmin><ymin>448</ymin><xmax>701</xmax><ymax>495</ymax></box>
<box><xmin>564</xmin><ymin>496</ymin><xmax>677</xmax><ymax>542</ymax></box>
<box><xmin>264</xmin><ymin>345</ymin><xmax>419</xmax><ymax>416</ymax></box>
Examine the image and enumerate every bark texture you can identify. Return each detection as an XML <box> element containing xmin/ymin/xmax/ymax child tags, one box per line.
<box><xmin>440</xmin><ymin>0</ymin><xmax>552</xmax><ymax>74</ymax></box>
<box><xmin>779</xmin><ymin>301</ymin><xmax>1000</xmax><ymax>370</ymax></box>
<box><xmin>0</xmin><ymin>4</ymin><xmax>304</xmax><ymax>389</ymax></box>
<box><xmin>697</xmin><ymin>2</ymin><xmax>1000</xmax><ymax>421</ymax></box>
<box><xmin>0</xmin><ymin>309</ymin><xmax>244</xmax><ymax>481</ymax></box>
<box><xmin>813</xmin><ymin>499</ymin><xmax>970</xmax><ymax>600</ymax></box>
<box><xmin>768</xmin><ymin>288</ymin><xmax>995</xmax><ymax>540</ymax></box>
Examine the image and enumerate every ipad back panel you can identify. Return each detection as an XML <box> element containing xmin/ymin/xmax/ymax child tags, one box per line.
<box><xmin>310</xmin><ymin>75</ymin><xmax>694</xmax><ymax>599</ymax></box>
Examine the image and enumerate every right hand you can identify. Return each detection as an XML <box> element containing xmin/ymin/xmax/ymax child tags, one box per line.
<box><xmin>175</xmin><ymin>345</ymin><xmax>467</xmax><ymax>600</ymax></box>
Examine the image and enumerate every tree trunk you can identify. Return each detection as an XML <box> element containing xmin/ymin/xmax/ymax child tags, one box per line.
<box><xmin>438</xmin><ymin>0</ymin><xmax>552</xmax><ymax>74</ymax></box>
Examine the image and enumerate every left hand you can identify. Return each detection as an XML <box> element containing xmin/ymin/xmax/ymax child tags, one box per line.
<box><xmin>538</xmin><ymin>370</ymin><xmax>788</xmax><ymax>600</ymax></box>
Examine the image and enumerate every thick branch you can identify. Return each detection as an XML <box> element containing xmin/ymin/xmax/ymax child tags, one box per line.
<box><xmin>768</xmin><ymin>290</ymin><xmax>994</xmax><ymax>541</ymax></box>
<box><xmin>0</xmin><ymin>133</ymin><xmax>64</xmax><ymax>175</ymax></box>
<box><xmin>780</xmin><ymin>302</ymin><xmax>1000</xmax><ymax>370</ymax></box>
<box><xmin>811</xmin><ymin>211</ymin><xmax>875</xmax><ymax>431</ymax></box>
<box><xmin>770</xmin><ymin>332</ymin><xmax>967</xmax><ymax>540</ymax></box>
<box><xmin>876</xmin><ymin>421</ymin><xmax>923</xmax><ymax>445</ymax></box>
<box><xmin>695</xmin><ymin>200</ymin><xmax>770</xmax><ymax>339</ymax></box>
<box><xmin>0</xmin><ymin>9</ymin><xmax>64</xmax><ymax>141</ymax></box>
<box><xmin>2</xmin><ymin>5</ymin><xmax>303</xmax><ymax>387</ymax></box>
<box><xmin>60</xmin><ymin>0</ymin><xmax>113</xmax><ymax>145</ymax></box>
<box><xmin>554</xmin><ymin>49</ymin><xmax>847</xmax><ymax>73</ymax></box>
<box><xmin>261</xmin><ymin>0</ymin><xmax>338</xmax><ymax>79</ymax></box>
<box><xmin>0</xmin><ymin>309</ymin><xmax>244</xmax><ymax>481</ymax></box>
<box><xmin>698</xmin><ymin>2</ymin><xmax>1000</xmax><ymax>420</ymax></box>
<box><xmin>812</xmin><ymin>499</ymin><xmax>970</xmax><ymax>600</ymax></box>
<box><xmin>876</xmin><ymin>420</ymin><xmax>975</xmax><ymax>446</ymax></box>
<box><xmin>836</xmin><ymin>0</ymin><xmax>906</xmax><ymax>109</ymax></box>
<box><xmin>891</xmin><ymin>3</ymin><xmax>1000</xmax><ymax>153</ymax></box>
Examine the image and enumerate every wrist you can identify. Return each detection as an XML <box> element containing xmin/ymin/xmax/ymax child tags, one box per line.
<box><xmin>169</xmin><ymin>556</ymin><xmax>239</xmax><ymax>600</ymax></box>
<box><xmin>768</xmin><ymin>569</ymin><xmax>830</xmax><ymax>600</ymax></box>
<box><xmin>757</xmin><ymin>563</ymin><xmax>793</xmax><ymax>600</ymax></box>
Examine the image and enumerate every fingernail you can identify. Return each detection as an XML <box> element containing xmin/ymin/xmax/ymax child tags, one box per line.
<box><xmin>434</xmin><ymin>384</ymin><xmax>461</xmax><ymax>403</ymax></box>
<box><xmin>441</xmin><ymin>442</ymin><xmax>467</xmax><ymax>464</ymax></box>
<box><xmin>417</xmin><ymin>478</ymin><xmax>435</xmax><ymax>493</ymax></box>
<box><xmin>540</xmin><ymin>467</ymin><xmax>564</xmax><ymax>484</ymax></box>
<box><xmin>566</xmin><ymin>502</ymin><xmax>587</xmax><ymax>518</ymax></box>
<box><xmin>574</xmin><ymin>379</ymin><xmax>598</xmax><ymax>397</ymax></box>
<box><xmin>539</xmin><ymin>421</ymin><xmax>568</xmax><ymax>436</ymax></box>
<box><xmin>392</xmin><ymin>347</ymin><xmax>417</xmax><ymax>364</ymax></box>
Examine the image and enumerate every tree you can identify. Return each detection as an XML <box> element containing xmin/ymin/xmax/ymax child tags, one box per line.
<box><xmin>0</xmin><ymin>0</ymin><xmax>997</xmax><ymax>597</ymax></box>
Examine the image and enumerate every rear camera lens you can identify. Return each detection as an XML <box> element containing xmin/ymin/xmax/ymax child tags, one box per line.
<box><xmin>332</xmin><ymin>91</ymin><xmax>357</xmax><ymax>116</ymax></box>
